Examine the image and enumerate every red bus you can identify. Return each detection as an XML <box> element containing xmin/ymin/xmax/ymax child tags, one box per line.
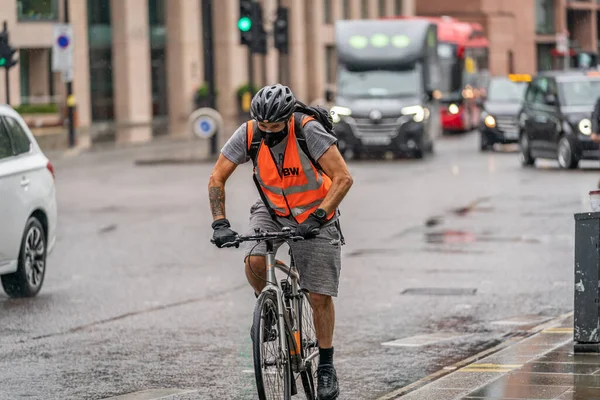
<box><xmin>381</xmin><ymin>16</ymin><xmax>490</xmax><ymax>133</ymax></box>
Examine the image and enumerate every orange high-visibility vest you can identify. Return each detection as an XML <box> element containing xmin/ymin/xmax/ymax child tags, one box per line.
<box><xmin>246</xmin><ymin>114</ymin><xmax>335</xmax><ymax>223</ymax></box>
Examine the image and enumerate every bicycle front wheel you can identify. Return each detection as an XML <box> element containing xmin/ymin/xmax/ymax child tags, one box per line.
<box><xmin>252</xmin><ymin>290</ymin><xmax>292</xmax><ymax>400</ymax></box>
<box><xmin>299</xmin><ymin>290</ymin><xmax>319</xmax><ymax>400</ymax></box>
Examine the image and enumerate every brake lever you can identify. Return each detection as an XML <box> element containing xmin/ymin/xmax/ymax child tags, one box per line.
<box><xmin>210</xmin><ymin>238</ymin><xmax>240</xmax><ymax>248</ymax></box>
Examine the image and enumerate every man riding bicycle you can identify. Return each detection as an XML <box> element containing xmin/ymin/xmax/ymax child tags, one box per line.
<box><xmin>208</xmin><ymin>84</ymin><xmax>353</xmax><ymax>399</ymax></box>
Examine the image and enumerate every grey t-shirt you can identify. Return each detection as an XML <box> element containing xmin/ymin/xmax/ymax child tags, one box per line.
<box><xmin>221</xmin><ymin>120</ymin><xmax>339</xmax><ymax>226</ymax></box>
<box><xmin>221</xmin><ymin>120</ymin><xmax>337</xmax><ymax>166</ymax></box>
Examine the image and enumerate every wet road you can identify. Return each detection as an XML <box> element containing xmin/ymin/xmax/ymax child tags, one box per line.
<box><xmin>0</xmin><ymin>131</ymin><xmax>589</xmax><ymax>399</ymax></box>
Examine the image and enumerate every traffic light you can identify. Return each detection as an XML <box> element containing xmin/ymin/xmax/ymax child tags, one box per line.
<box><xmin>250</xmin><ymin>2</ymin><xmax>267</xmax><ymax>55</ymax></box>
<box><xmin>238</xmin><ymin>0</ymin><xmax>253</xmax><ymax>46</ymax></box>
<box><xmin>0</xmin><ymin>25</ymin><xmax>17</xmax><ymax>69</ymax></box>
<box><xmin>274</xmin><ymin>6</ymin><xmax>289</xmax><ymax>54</ymax></box>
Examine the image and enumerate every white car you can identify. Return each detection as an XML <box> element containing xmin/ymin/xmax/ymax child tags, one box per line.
<box><xmin>0</xmin><ymin>105</ymin><xmax>57</xmax><ymax>298</ymax></box>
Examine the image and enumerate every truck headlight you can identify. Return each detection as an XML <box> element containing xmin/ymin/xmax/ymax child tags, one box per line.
<box><xmin>484</xmin><ymin>115</ymin><xmax>496</xmax><ymax>128</ymax></box>
<box><xmin>448</xmin><ymin>104</ymin><xmax>459</xmax><ymax>115</ymax></box>
<box><xmin>579</xmin><ymin>118</ymin><xmax>592</xmax><ymax>135</ymax></box>
<box><xmin>330</xmin><ymin>106</ymin><xmax>352</xmax><ymax>123</ymax></box>
<box><xmin>401</xmin><ymin>105</ymin><xmax>425</xmax><ymax>122</ymax></box>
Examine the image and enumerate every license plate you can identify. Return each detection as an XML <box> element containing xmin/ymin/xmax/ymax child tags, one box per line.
<box><xmin>361</xmin><ymin>136</ymin><xmax>391</xmax><ymax>145</ymax></box>
<box><xmin>504</xmin><ymin>130</ymin><xmax>519</xmax><ymax>140</ymax></box>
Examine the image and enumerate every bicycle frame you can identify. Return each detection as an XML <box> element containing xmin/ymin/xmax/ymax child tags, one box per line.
<box><xmin>261</xmin><ymin>239</ymin><xmax>318</xmax><ymax>373</ymax></box>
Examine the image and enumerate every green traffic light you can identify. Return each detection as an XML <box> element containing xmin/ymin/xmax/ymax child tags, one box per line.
<box><xmin>238</xmin><ymin>17</ymin><xmax>252</xmax><ymax>32</ymax></box>
<box><xmin>0</xmin><ymin>58</ymin><xmax>6</xmax><ymax>66</ymax></box>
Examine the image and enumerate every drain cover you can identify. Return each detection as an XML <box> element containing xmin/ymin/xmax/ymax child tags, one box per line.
<box><xmin>401</xmin><ymin>288</ymin><xmax>477</xmax><ymax>296</ymax></box>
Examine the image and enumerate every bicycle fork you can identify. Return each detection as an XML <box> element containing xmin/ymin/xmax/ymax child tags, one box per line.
<box><xmin>264</xmin><ymin>251</ymin><xmax>290</xmax><ymax>370</ymax></box>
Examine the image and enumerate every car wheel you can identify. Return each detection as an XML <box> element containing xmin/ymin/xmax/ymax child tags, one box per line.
<box><xmin>557</xmin><ymin>136</ymin><xmax>579</xmax><ymax>169</ymax></box>
<box><xmin>1</xmin><ymin>217</ymin><xmax>47</xmax><ymax>298</ymax></box>
<box><xmin>520</xmin><ymin>133</ymin><xmax>535</xmax><ymax>167</ymax></box>
<box><xmin>480</xmin><ymin>133</ymin><xmax>493</xmax><ymax>152</ymax></box>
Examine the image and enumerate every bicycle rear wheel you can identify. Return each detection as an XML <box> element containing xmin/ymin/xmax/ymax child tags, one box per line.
<box><xmin>298</xmin><ymin>291</ymin><xmax>319</xmax><ymax>400</ymax></box>
<box><xmin>252</xmin><ymin>290</ymin><xmax>292</xmax><ymax>400</ymax></box>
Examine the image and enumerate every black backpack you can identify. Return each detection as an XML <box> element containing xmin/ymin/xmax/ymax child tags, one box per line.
<box><xmin>247</xmin><ymin>101</ymin><xmax>337</xmax><ymax>171</ymax></box>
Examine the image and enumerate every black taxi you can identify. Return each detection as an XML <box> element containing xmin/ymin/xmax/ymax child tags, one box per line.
<box><xmin>518</xmin><ymin>70</ymin><xmax>600</xmax><ymax>169</ymax></box>
<box><xmin>479</xmin><ymin>74</ymin><xmax>529</xmax><ymax>151</ymax></box>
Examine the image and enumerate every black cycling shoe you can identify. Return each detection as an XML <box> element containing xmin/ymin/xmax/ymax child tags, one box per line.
<box><xmin>317</xmin><ymin>364</ymin><xmax>339</xmax><ymax>400</ymax></box>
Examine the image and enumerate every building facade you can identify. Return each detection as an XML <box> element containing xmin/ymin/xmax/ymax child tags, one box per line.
<box><xmin>416</xmin><ymin>0</ymin><xmax>537</xmax><ymax>76</ymax></box>
<box><xmin>0</xmin><ymin>0</ymin><xmax>415</xmax><ymax>145</ymax></box>
<box><xmin>416</xmin><ymin>0</ymin><xmax>600</xmax><ymax>75</ymax></box>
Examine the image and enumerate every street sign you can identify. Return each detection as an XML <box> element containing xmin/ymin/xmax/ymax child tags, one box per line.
<box><xmin>556</xmin><ymin>32</ymin><xmax>568</xmax><ymax>54</ymax></box>
<box><xmin>188</xmin><ymin>107</ymin><xmax>224</xmax><ymax>140</ymax></box>
<box><xmin>194</xmin><ymin>117</ymin><xmax>217</xmax><ymax>138</ymax></box>
<box><xmin>52</xmin><ymin>23</ymin><xmax>73</xmax><ymax>74</ymax></box>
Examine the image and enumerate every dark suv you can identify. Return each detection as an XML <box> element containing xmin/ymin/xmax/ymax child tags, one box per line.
<box><xmin>518</xmin><ymin>70</ymin><xmax>599</xmax><ymax>169</ymax></box>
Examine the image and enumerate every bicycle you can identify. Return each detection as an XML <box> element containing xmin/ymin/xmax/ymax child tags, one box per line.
<box><xmin>215</xmin><ymin>226</ymin><xmax>320</xmax><ymax>400</ymax></box>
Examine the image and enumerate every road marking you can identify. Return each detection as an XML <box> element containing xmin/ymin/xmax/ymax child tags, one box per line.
<box><xmin>460</xmin><ymin>363</ymin><xmax>522</xmax><ymax>373</ymax></box>
<box><xmin>382</xmin><ymin>332</ymin><xmax>471</xmax><ymax>347</ymax></box>
<box><xmin>101</xmin><ymin>389</ymin><xmax>198</xmax><ymax>400</ymax></box>
<box><xmin>491</xmin><ymin>315</ymin><xmax>553</xmax><ymax>327</ymax></box>
<box><xmin>542</xmin><ymin>327</ymin><xmax>573</xmax><ymax>334</ymax></box>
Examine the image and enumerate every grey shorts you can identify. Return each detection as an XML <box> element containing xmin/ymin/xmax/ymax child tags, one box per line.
<box><xmin>243</xmin><ymin>201</ymin><xmax>342</xmax><ymax>297</ymax></box>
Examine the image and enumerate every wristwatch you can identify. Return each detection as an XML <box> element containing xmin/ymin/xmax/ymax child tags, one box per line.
<box><xmin>312</xmin><ymin>208</ymin><xmax>328</xmax><ymax>222</ymax></box>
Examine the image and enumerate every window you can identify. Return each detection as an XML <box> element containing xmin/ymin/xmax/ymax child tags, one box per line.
<box><xmin>0</xmin><ymin>123</ymin><xmax>13</xmax><ymax>160</ymax></box>
<box><xmin>535</xmin><ymin>0</ymin><xmax>555</xmax><ymax>34</ymax></box>
<box><xmin>17</xmin><ymin>0</ymin><xmax>58</xmax><ymax>21</ymax></box>
<box><xmin>361</xmin><ymin>0</ymin><xmax>368</xmax><ymax>18</ymax></box>
<box><xmin>324</xmin><ymin>0</ymin><xmax>332</xmax><ymax>24</ymax></box>
<box><xmin>337</xmin><ymin>67</ymin><xmax>421</xmax><ymax>97</ymax></box>
<box><xmin>343</xmin><ymin>0</ymin><xmax>350</xmax><ymax>19</ymax></box>
<box><xmin>558</xmin><ymin>78</ymin><xmax>600</xmax><ymax>106</ymax></box>
<box><xmin>326</xmin><ymin>46</ymin><xmax>336</xmax><ymax>84</ymax></box>
<box><xmin>149</xmin><ymin>0</ymin><xmax>167</xmax><ymax>117</ymax></box>
<box><xmin>378</xmin><ymin>0</ymin><xmax>386</xmax><ymax>16</ymax></box>
<box><xmin>536</xmin><ymin>43</ymin><xmax>554</xmax><ymax>71</ymax></box>
<box><xmin>19</xmin><ymin>50</ymin><xmax>29</xmax><ymax>103</ymax></box>
<box><xmin>4</xmin><ymin>117</ymin><xmax>31</xmax><ymax>155</ymax></box>
<box><xmin>526</xmin><ymin>78</ymin><xmax>548</xmax><ymax>105</ymax></box>
<box><xmin>88</xmin><ymin>0</ymin><xmax>113</xmax><ymax>121</ymax></box>
<box><xmin>395</xmin><ymin>0</ymin><xmax>403</xmax><ymax>15</ymax></box>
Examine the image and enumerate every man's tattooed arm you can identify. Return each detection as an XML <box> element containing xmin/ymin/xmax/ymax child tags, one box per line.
<box><xmin>208</xmin><ymin>154</ymin><xmax>238</xmax><ymax>221</ymax></box>
<box><xmin>209</xmin><ymin>185</ymin><xmax>226</xmax><ymax>220</ymax></box>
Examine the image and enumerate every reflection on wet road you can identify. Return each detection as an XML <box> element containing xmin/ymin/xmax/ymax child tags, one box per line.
<box><xmin>0</xmin><ymin>131</ymin><xmax>592</xmax><ymax>399</ymax></box>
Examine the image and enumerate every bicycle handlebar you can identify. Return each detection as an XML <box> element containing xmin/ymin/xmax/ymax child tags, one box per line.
<box><xmin>210</xmin><ymin>226</ymin><xmax>320</xmax><ymax>248</ymax></box>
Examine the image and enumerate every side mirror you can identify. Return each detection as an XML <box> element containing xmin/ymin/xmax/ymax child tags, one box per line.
<box><xmin>545</xmin><ymin>94</ymin><xmax>557</xmax><ymax>106</ymax></box>
<box><xmin>325</xmin><ymin>89</ymin><xmax>334</xmax><ymax>103</ymax></box>
<box><xmin>425</xmin><ymin>90</ymin><xmax>434</xmax><ymax>101</ymax></box>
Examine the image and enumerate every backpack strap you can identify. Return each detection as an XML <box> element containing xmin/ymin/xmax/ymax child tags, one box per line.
<box><xmin>293</xmin><ymin>113</ymin><xmax>323</xmax><ymax>172</ymax></box>
<box><xmin>246</xmin><ymin>120</ymin><xmax>263</xmax><ymax>166</ymax></box>
<box><xmin>246</xmin><ymin>120</ymin><xmax>279</xmax><ymax>220</ymax></box>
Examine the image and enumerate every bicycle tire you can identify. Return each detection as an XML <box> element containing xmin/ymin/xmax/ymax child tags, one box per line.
<box><xmin>299</xmin><ymin>291</ymin><xmax>319</xmax><ymax>400</ymax></box>
<box><xmin>252</xmin><ymin>290</ymin><xmax>292</xmax><ymax>400</ymax></box>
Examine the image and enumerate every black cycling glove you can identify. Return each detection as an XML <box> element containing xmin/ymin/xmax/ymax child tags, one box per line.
<box><xmin>295</xmin><ymin>215</ymin><xmax>322</xmax><ymax>239</ymax></box>
<box><xmin>211</xmin><ymin>218</ymin><xmax>239</xmax><ymax>248</ymax></box>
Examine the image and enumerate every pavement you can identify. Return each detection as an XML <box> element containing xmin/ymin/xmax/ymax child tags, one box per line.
<box><xmin>381</xmin><ymin>313</ymin><xmax>600</xmax><ymax>400</ymax></box>
<box><xmin>0</xmin><ymin>130</ymin><xmax>597</xmax><ymax>399</ymax></box>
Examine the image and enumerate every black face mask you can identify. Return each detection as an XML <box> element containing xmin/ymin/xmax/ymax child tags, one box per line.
<box><xmin>260</xmin><ymin>125</ymin><xmax>288</xmax><ymax>147</ymax></box>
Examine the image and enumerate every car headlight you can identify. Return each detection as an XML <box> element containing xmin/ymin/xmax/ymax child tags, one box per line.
<box><xmin>579</xmin><ymin>118</ymin><xmax>592</xmax><ymax>135</ymax></box>
<box><xmin>401</xmin><ymin>105</ymin><xmax>425</xmax><ymax>122</ymax></box>
<box><xmin>448</xmin><ymin>104</ymin><xmax>459</xmax><ymax>115</ymax></box>
<box><xmin>484</xmin><ymin>115</ymin><xmax>496</xmax><ymax>128</ymax></box>
<box><xmin>330</xmin><ymin>106</ymin><xmax>352</xmax><ymax>123</ymax></box>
